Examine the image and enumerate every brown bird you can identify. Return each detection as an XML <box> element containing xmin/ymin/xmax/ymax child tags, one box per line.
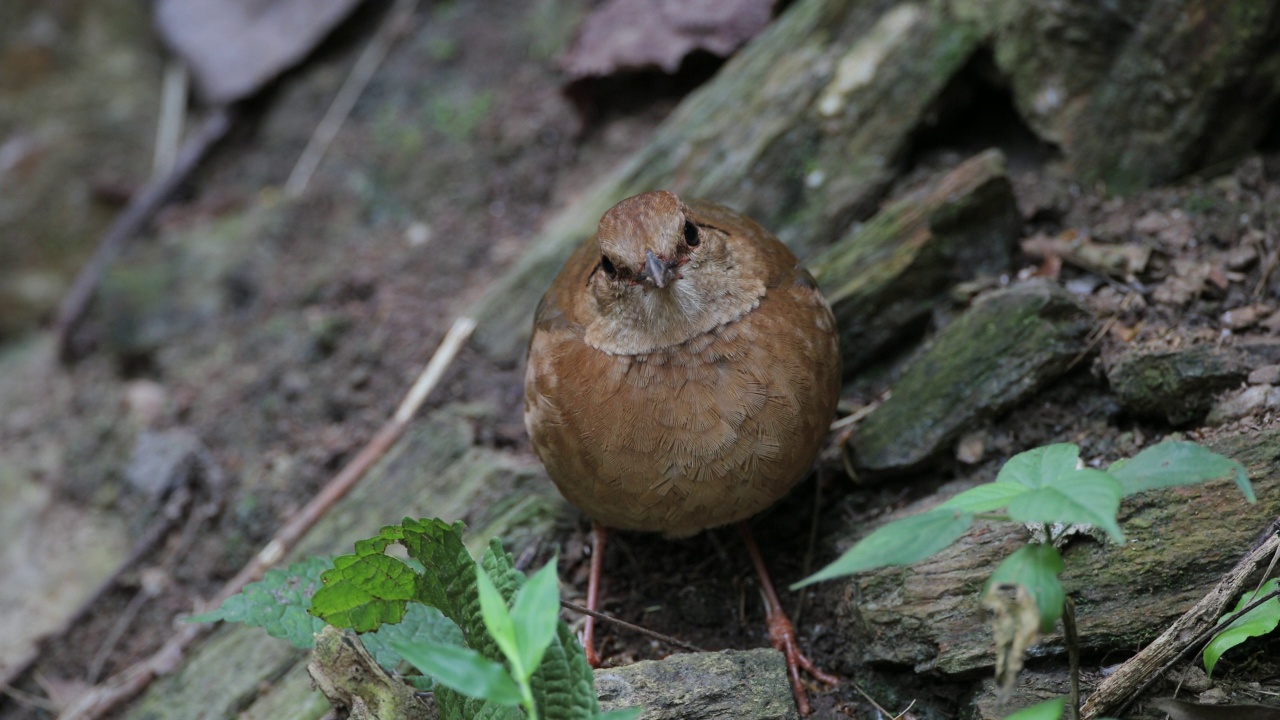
<box><xmin>524</xmin><ymin>190</ymin><xmax>841</xmax><ymax>714</ymax></box>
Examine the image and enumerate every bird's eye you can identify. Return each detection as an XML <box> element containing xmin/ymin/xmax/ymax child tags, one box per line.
<box><xmin>600</xmin><ymin>254</ymin><xmax>618</xmax><ymax>279</ymax></box>
<box><xmin>683</xmin><ymin>219</ymin><xmax>700</xmax><ymax>247</ymax></box>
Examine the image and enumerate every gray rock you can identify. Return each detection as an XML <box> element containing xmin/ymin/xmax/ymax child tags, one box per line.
<box><xmin>595</xmin><ymin>649</ymin><xmax>799</xmax><ymax>720</ymax></box>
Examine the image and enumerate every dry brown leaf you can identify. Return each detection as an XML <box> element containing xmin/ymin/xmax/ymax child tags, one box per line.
<box><xmin>154</xmin><ymin>0</ymin><xmax>366</xmax><ymax>104</ymax></box>
<box><xmin>562</xmin><ymin>0</ymin><xmax>773</xmax><ymax>80</ymax></box>
<box><xmin>982</xmin><ymin>582</ymin><xmax>1041</xmax><ymax>698</ymax></box>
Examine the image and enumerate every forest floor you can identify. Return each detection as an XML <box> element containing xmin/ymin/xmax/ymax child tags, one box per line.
<box><xmin>2</xmin><ymin>1</ymin><xmax>1279</xmax><ymax>719</ymax></box>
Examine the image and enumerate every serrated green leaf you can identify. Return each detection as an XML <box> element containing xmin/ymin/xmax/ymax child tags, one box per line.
<box><xmin>1007</xmin><ymin>468</ymin><xmax>1125</xmax><ymax>543</ymax></box>
<box><xmin>187</xmin><ymin>556</ymin><xmax>331</xmax><ymax>648</ymax></box>
<box><xmin>393</xmin><ymin>640</ymin><xmax>523</xmax><ymax>706</ymax></box>
<box><xmin>997</xmin><ymin>444</ymin><xmax>1080</xmax><ymax>488</ymax></box>
<box><xmin>792</xmin><ymin>509</ymin><xmax>974</xmax><ymax>588</ymax></box>
<box><xmin>1003</xmin><ymin>696</ymin><xmax>1065</xmax><ymax>720</ymax></box>
<box><xmin>988</xmin><ymin>543</ymin><xmax>1065</xmax><ymax>632</ymax></box>
<box><xmin>1110</xmin><ymin>441</ymin><xmax>1254</xmax><ymax>502</ymax></box>
<box><xmin>598</xmin><ymin>709</ymin><xmax>644</xmax><ymax>719</ymax></box>
<box><xmin>511</xmin><ymin>560</ymin><xmax>561</xmax><ymax>680</ymax></box>
<box><xmin>312</xmin><ymin>520</ymin><xmax>599</xmax><ymax>719</ymax></box>
<box><xmin>479</xmin><ymin>541</ymin><xmax>598</xmax><ymax>720</ymax></box>
<box><xmin>1204</xmin><ymin>578</ymin><xmax>1280</xmax><ymax>677</ymax></box>
<box><xmin>939</xmin><ymin>481</ymin><xmax>1027</xmax><ymax>512</ymax></box>
<box><xmin>477</xmin><ymin>565</ymin><xmax>521</xmax><ymax>673</ymax></box>
<box><xmin>530</xmin><ymin>615</ymin><xmax>600</xmax><ymax>720</ymax></box>
<box><xmin>362</xmin><ymin>603</ymin><xmax>465</xmax><ymax>675</ymax></box>
<box><xmin>310</xmin><ymin>550</ymin><xmax>417</xmax><ymax>632</ymax></box>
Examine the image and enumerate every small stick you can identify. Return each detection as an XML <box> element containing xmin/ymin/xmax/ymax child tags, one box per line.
<box><xmin>851</xmin><ymin>680</ymin><xmax>916</xmax><ymax>720</ymax></box>
<box><xmin>153</xmin><ymin>61</ymin><xmax>188</xmax><ymax>176</ymax></box>
<box><xmin>56</xmin><ymin>317</ymin><xmax>476</xmax><ymax>720</ymax></box>
<box><xmin>1079</xmin><ymin>530</ymin><xmax>1280</xmax><ymax>719</ymax></box>
<box><xmin>1116</xmin><ymin>585</ymin><xmax>1280</xmax><ymax>719</ymax></box>
<box><xmin>54</xmin><ymin>107</ymin><xmax>233</xmax><ymax>358</ymax></box>
<box><xmin>285</xmin><ymin>0</ymin><xmax>420</xmax><ymax>198</ymax></box>
<box><xmin>559</xmin><ymin>599</ymin><xmax>706</xmax><ymax>654</ymax></box>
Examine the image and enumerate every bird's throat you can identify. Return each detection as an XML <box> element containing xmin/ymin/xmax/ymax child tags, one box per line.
<box><xmin>584</xmin><ymin>278</ymin><xmax>765</xmax><ymax>355</ymax></box>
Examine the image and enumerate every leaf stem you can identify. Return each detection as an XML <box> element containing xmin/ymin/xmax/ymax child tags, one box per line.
<box><xmin>1062</xmin><ymin>597</ymin><xmax>1080</xmax><ymax>720</ymax></box>
<box><xmin>519</xmin><ymin>681</ymin><xmax>538</xmax><ymax>720</ymax></box>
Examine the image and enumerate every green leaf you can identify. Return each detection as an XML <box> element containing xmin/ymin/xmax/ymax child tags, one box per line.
<box><xmin>997</xmin><ymin>444</ymin><xmax>1080</xmax><ymax>488</ymax></box>
<box><xmin>1110</xmin><ymin>441</ymin><xmax>1254</xmax><ymax>502</ymax></box>
<box><xmin>1003</xmin><ymin>696</ymin><xmax>1065</xmax><ymax>720</ymax></box>
<box><xmin>792</xmin><ymin>509</ymin><xmax>974</xmax><ymax>588</ymax></box>
<box><xmin>361</xmin><ymin>603</ymin><xmax>466</xmax><ymax>676</ymax></box>
<box><xmin>1007</xmin><ymin>468</ymin><xmax>1125</xmax><ymax>543</ymax></box>
<box><xmin>598</xmin><ymin>709</ymin><xmax>644</xmax><ymax>720</ymax></box>
<box><xmin>311</xmin><ymin>534</ymin><xmax>418</xmax><ymax>632</ymax></box>
<box><xmin>511</xmin><ymin>560</ymin><xmax>562</xmax><ymax>680</ymax></box>
<box><xmin>1203</xmin><ymin>578</ymin><xmax>1280</xmax><ymax>677</ymax></box>
<box><xmin>187</xmin><ymin>556</ymin><xmax>330</xmax><ymax>648</ymax></box>
<box><xmin>477</xmin><ymin>541</ymin><xmax>597</xmax><ymax>720</ymax></box>
<box><xmin>305</xmin><ymin>520</ymin><xmax>599</xmax><ymax>719</ymax></box>
<box><xmin>988</xmin><ymin>543</ymin><xmax>1065</xmax><ymax>633</ymax></box>
<box><xmin>476</xmin><ymin>565</ymin><xmax>521</xmax><ymax>672</ymax></box>
<box><xmin>393</xmin><ymin>640</ymin><xmax>523</xmax><ymax>706</ymax></box>
<box><xmin>939</xmin><ymin>481</ymin><xmax>1027</xmax><ymax>512</ymax></box>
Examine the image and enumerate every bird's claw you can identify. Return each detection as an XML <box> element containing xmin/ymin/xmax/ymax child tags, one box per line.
<box><xmin>767</xmin><ymin>611</ymin><xmax>838</xmax><ymax>716</ymax></box>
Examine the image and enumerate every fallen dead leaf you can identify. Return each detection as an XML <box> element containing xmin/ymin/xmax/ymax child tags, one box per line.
<box><xmin>154</xmin><ymin>0</ymin><xmax>366</xmax><ymax>104</ymax></box>
<box><xmin>562</xmin><ymin>0</ymin><xmax>774</xmax><ymax>80</ymax></box>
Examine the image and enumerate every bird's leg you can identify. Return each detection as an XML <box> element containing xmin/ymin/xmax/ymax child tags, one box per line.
<box><xmin>582</xmin><ymin>520</ymin><xmax>609</xmax><ymax>668</ymax></box>
<box><xmin>738</xmin><ymin>522</ymin><xmax>838</xmax><ymax>716</ymax></box>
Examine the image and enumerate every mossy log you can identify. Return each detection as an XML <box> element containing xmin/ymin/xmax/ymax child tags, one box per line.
<box><xmin>851</xmin><ymin>280</ymin><xmax>1095</xmax><ymax>471</ymax></box>
<box><xmin>809</xmin><ymin>148</ymin><xmax>1021</xmax><ymax>371</ymax></box>
<box><xmin>1104</xmin><ymin>340</ymin><xmax>1280</xmax><ymax>425</ymax></box>
<box><xmin>471</xmin><ymin>0</ymin><xmax>986</xmax><ymax>361</ymax></box>
<box><xmin>991</xmin><ymin>0</ymin><xmax>1280</xmax><ymax>192</ymax></box>
<box><xmin>832</xmin><ymin>426</ymin><xmax>1280</xmax><ymax>679</ymax></box>
<box><xmin>471</xmin><ymin>0</ymin><xmax>1280</xmax><ymax>362</ymax></box>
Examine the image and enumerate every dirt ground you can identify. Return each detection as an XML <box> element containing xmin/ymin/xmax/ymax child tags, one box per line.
<box><xmin>3</xmin><ymin>1</ymin><xmax>1280</xmax><ymax>719</ymax></box>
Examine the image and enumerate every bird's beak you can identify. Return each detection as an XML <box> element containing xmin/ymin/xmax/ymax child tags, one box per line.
<box><xmin>642</xmin><ymin>249</ymin><xmax>672</xmax><ymax>289</ymax></box>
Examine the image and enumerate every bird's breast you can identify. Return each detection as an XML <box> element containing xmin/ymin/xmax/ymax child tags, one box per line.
<box><xmin>525</xmin><ymin>283</ymin><xmax>840</xmax><ymax>536</ymax></box>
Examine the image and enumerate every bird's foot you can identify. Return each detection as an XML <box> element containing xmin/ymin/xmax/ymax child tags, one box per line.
<box><xmin>766</xmin><ymin>609</ymin><xmax>838</xmax><ymax>716</ymax></box>
<box><xmin>582</xmin><ymin>635</ymin><xmax>604</xmax><ymax>669</ymax></box>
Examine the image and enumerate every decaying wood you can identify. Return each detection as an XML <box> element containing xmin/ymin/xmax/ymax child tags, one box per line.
<box><xmin>471</xmin><ymin>0</ymin><xmax>987</xmax><ymax>361</ymax></box>
<box><xmin>1078</xmin><ymin>531</ymin><xmax>1280</xmax><ymax>720</ymax></box>
<box><xmin>809</xmin><ymin>149</ymin><xmax>1021</xmax><ymax>371</ymax></box>
<box><xmin>834</xmin><ymin>425</ymin><xmax>1280</xmax><ymax>680</ymax></box>
<box><xmin>472</xmin><ymin>0</ymin><xmax>1280</xmax><ymax>362</ymax></box>
<box><xmin>1105</xmin><ymin>340</ymin><xmax>1280</xmax><ymax>425</ymax></box>
<box><xmin>851</xmin><ymin>280</ymin><xmax>1094</xmax><ymax>471</ymax></box>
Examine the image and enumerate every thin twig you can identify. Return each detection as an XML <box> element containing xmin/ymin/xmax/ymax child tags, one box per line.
<box><xmin>793</xmin><ymin>468</ymin><xmax>824</xmax><ymax>626</ymax></box>
<box><xmin>285</xmin><ymin>0</ymin><xmax>420</xmax><ymax>198</ymax></box>
<box><xmin>1080</xmin><ymin>529</ymin><xmax>1280</xmax><ymax>719</ymax></box>
<box><xmin>54</xmin><ymin>107</ymin><xmax>234</xmax><ymax>359</ymax></box>
<box><xmin>851</xmin><ymin>680</ymin><xmax>916</xmax><ymax>720</ymax></box>
<box><xmin>1116</xmin><ymin>586</ymin><xmax>1280</xmax><ymax>718</ymax></box>
<box><xmin>153</xmin><ymin>61</ymin><xmax>188</xmax><ymax>176</ymax></box>
<box><xmin>56</xmin><ymin>317</ymin><xmax>476</xmax><ymax>720</ymax></box>
<box><xmin>559</xmin><ymin>599</ymin><xmax>706</xmax><ymax>654</ymax></box>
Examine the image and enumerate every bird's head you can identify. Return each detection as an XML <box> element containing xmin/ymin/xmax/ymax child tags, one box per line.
<box><xmin>584</xmin><ymin>190</ymin><xmax>766</xmax><ymax>354</ymax></box>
